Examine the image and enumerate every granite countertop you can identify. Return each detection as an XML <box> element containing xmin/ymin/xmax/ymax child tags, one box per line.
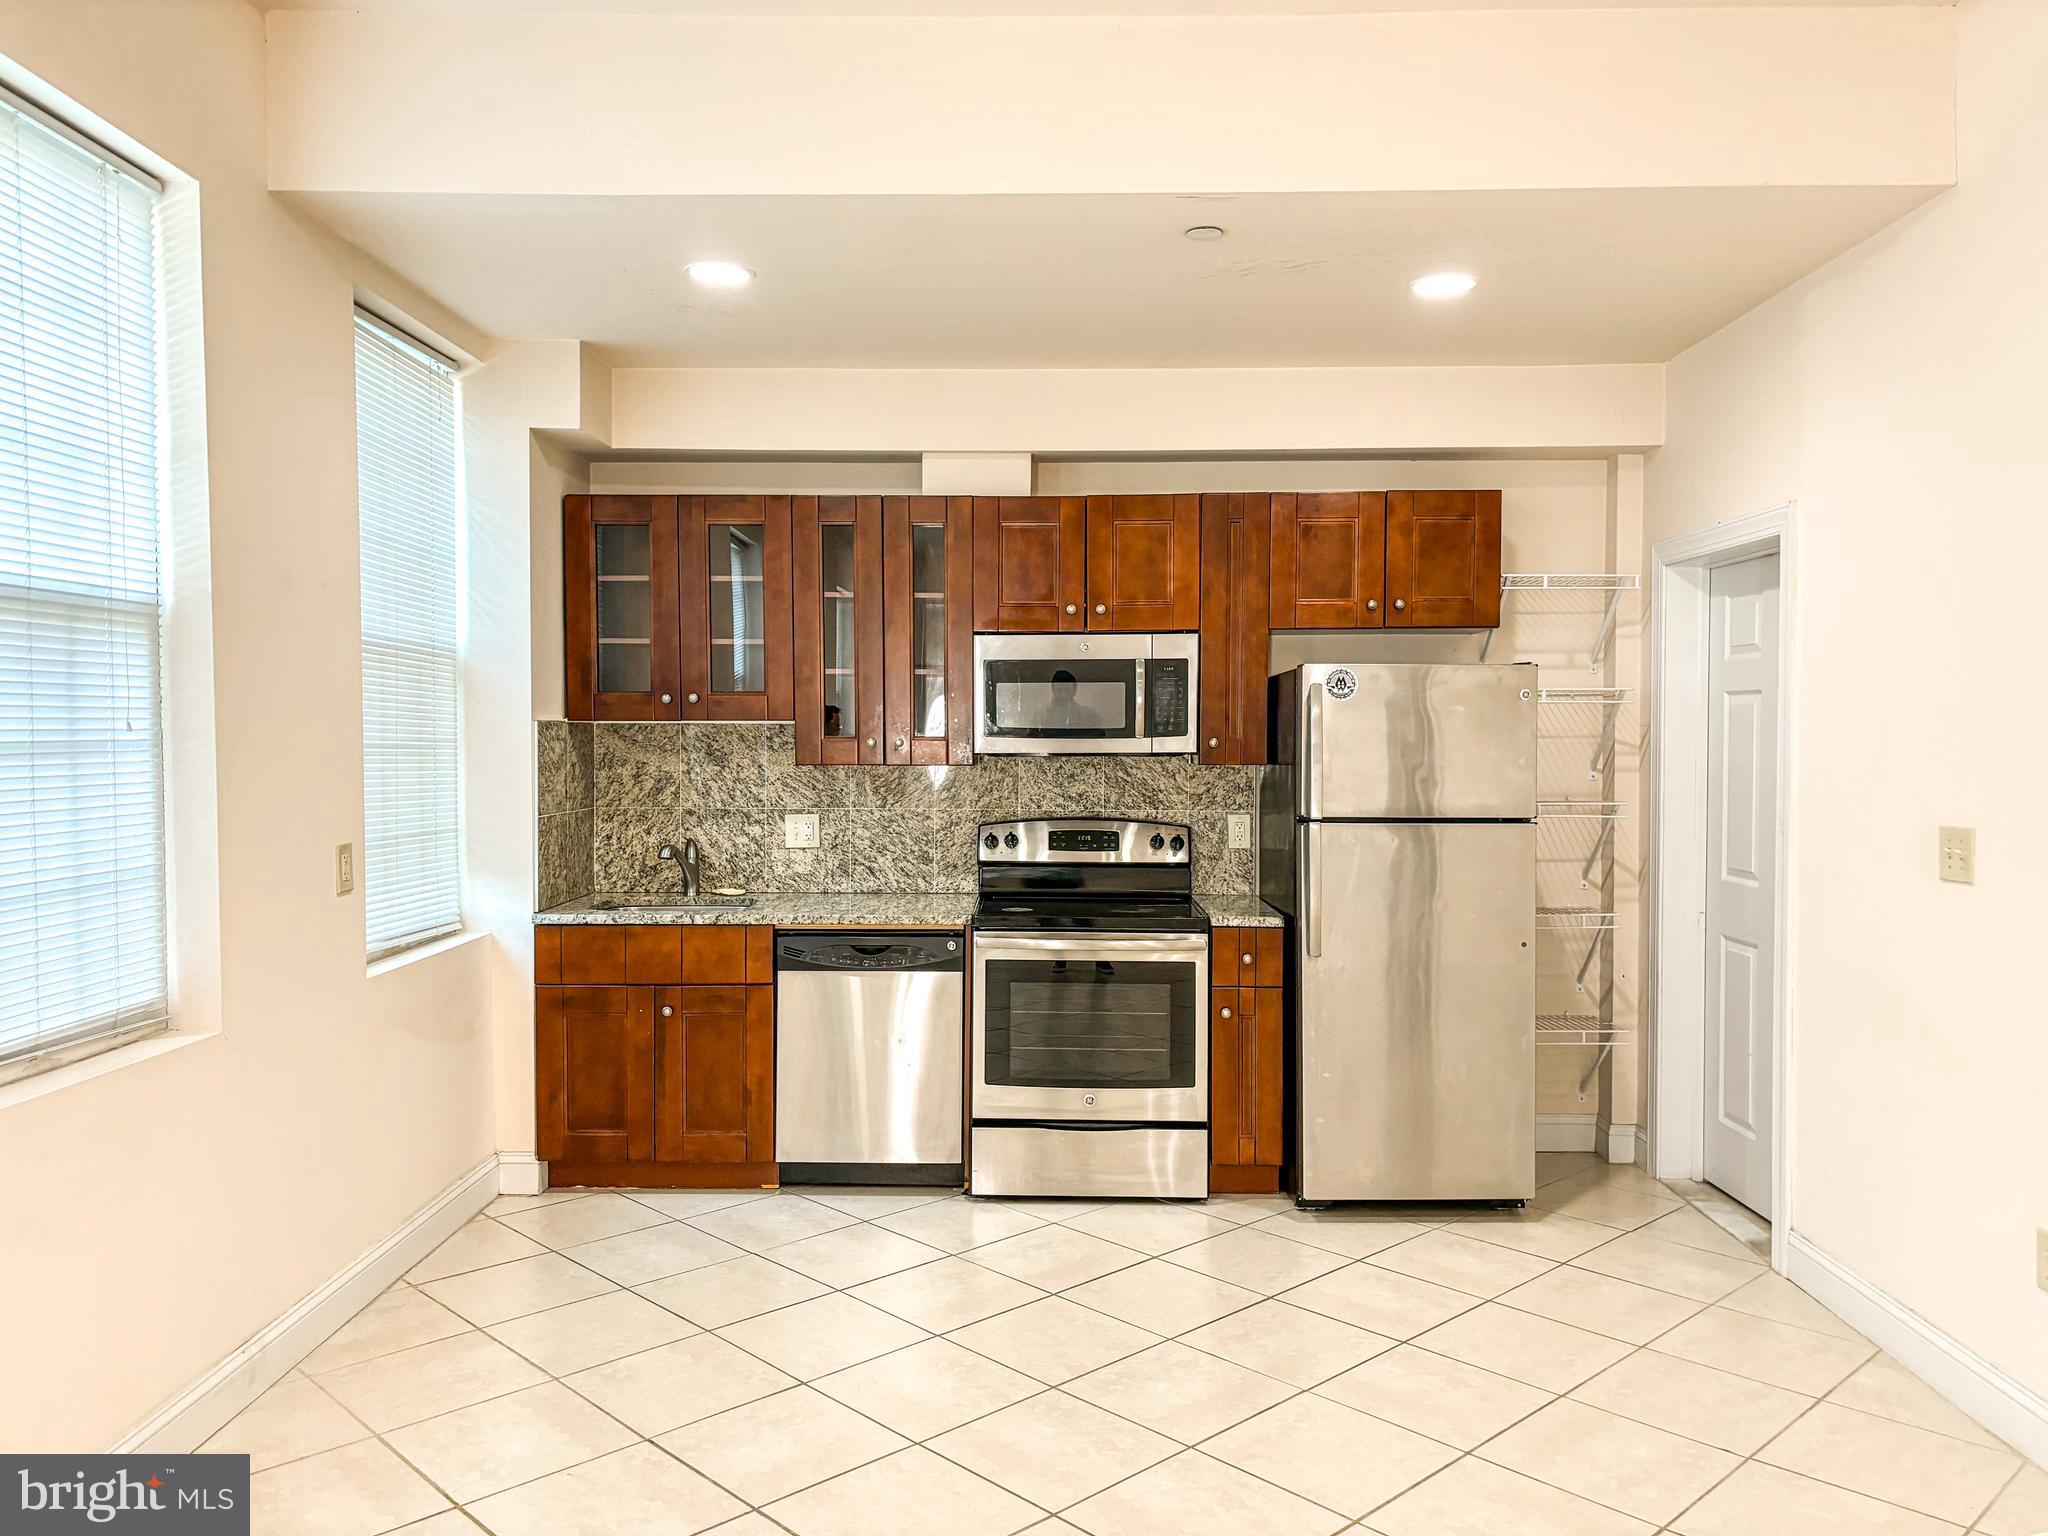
<box><xmin>536</xmin><ymin>892</ymin><xmax>978</xmax><ymax>927</ymax></box>
<box><xmin>538</xmin><ymin>890</ymin><xmax>1287</xmax><ymax>929</ymax></box>
<box><xmin>1198</xmin><ymin>895</ymin><xmax>1288</xmax><ymax>928</ymax></box>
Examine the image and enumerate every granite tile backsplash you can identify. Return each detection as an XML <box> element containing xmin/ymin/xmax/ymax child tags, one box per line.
<box><xmin>537</xmin><ymin>720</ymin><xmax>1257</xmax><ymax>902</ymax></box>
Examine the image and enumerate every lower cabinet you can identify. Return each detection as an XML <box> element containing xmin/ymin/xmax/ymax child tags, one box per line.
<box><xmin>535</xmin><ymin>925</ymin><xmax>777</xmax><ymax>1187</ymax></box>
<box><xmin>1211</xmin><ymin>926</ymin><xmax>1286</xmax><ymax>1192</ymax></box>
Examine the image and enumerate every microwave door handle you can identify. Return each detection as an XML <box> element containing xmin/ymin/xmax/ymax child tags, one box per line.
<box><xmin>1304</xmin><ymin>680</ymin><xmax>1323</xmax><ymax>820</ymax></box>
<box><xmin>1133</xmin><ymin>657</ymin><xmax>1147</xmax><ymax>743</ymax></box>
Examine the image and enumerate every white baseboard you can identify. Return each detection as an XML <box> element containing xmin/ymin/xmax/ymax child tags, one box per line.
<box><xmin>498</xmin><ymin>1152</ymin><xmax>546</xmax><ymax>1196</ymax></box>
<box><xmin>1537</xmin><ymin>1114</ymin><xmax>1597</xmax><ymax>1153</ymax></box>
<box><xmin>110</xmin><ymin>1155</ymin><xmax>499</xmax><ymax>1454</ymax></box>
<box><xmin>1786</xmin><ymin>1231</ymin><xmax>2048</xmax><ymax>1467</ymax></box>
<box><xmin>1593</xmin><ymin>1115</ymin><xmax>1639</xmax><ymax>1165</ymax></box>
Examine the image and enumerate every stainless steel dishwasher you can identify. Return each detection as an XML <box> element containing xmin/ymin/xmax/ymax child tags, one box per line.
<box><xmin>774</xmin><ymin>931</ymin><xmax>965</xmax><ymax>1184</ymax></box>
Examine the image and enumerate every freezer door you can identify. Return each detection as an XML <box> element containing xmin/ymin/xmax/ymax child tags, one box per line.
<box><xmin>1296</xmin><ymin>820</ymin><xmax>1534</xmax><ymax>1202</ymax></box>
<box><xmin>1294</xmin><ymin>663</ymin><xmax>1537</xmax><ymax>821</ymax></box>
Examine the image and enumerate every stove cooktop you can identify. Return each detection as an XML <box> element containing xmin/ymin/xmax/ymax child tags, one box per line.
<box><xmin>970</xmin><ymin>896</ymin><xmax>1210</xmax><ymax>934</ymax></box>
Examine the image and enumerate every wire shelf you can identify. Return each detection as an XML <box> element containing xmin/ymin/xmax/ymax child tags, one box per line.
<box><xmin>1502</xmin><ymin>573</ymin><xmax>1640</xmax><ymax>592</ymax></box>
<box><xmin>1537</xmin><ymin>907</ymin><xmax>1616</xmax><ymax>930</ymax></box>
<box><xmin>1537</xmin><ymin>687</ymin><xmax>1631</xmax><ymax>706</ymax></box>
<box><xmin>1538</xmin><ymin>800</ymin><xmax>1626</xmax><ymax>820</ymax></box>
<box><xmin>1537</xmin><ymin>1014</ymin><xmax>1630</xmax><ymax>1045</ymax></box>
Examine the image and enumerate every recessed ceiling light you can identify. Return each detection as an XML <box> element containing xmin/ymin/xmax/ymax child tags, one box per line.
<box><xmin>1183</xmin><ymin>225</ymin><xmax>1225</xmax><ymax>242</ymax></box>
<box><xmin>686</xmin><ymin>260</ymin><xmax>754</xmax><ymax>288</ymax></box>
<box><xmin>1411</xmin><ymin>271</ymin><xmax>1477</xmax><ymax>300</ymax></box>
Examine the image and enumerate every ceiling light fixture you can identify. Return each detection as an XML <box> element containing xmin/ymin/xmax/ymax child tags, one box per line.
<box><xmin>1183</xmin><ymin>225</ymin><xmax>1225</xmax><ymax>242</ymax></box>
<box><xmin>685</xmin><ymin>260</ymin><xmax>754</xmax><ymax>288</ymax></box>
<box><xmin>1411</xmin><ymin>271</ymin><xmax>1477</xmax><ymax>300</ymax></box>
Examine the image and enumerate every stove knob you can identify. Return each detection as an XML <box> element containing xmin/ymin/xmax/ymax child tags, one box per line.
<box><xmin>1003</xmin><ymin>832</ymin><xmax>1020</xmax><ymax>849</ymax></box>
<box><xmin>983</xmin><ymin>833</ymin><xmax>999</xmax><ymax>850</ymax></box>
<box><xmin>1169</xmin><ymin>834</ymin><xmax>1186</xmax><ymax>853</ymax></box>
<box><xmin>1148</xmin><ymin>833</ymin><xmax>1165</xmax><ymax>851</ymax></box>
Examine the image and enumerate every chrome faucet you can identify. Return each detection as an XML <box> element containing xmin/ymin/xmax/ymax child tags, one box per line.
<box><xmin>657</xmin><ymin>839</ymin><xmax>702</xmax><ymax>898</ymax></box>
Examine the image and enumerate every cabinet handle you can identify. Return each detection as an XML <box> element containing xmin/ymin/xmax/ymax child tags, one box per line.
<box><xmin>1219</xmin><ymin>1007</ymin><xmax>1233</xmax><ymax>1020</ymax></box>
<box><xmin>659</xmin><ymin>693</ymin><xmax>672</xmax><ymax>704</ymax></box>
<box><xmin>660</xmin><ymin>1005</ymin><xmax>673</xmax><ymax>1018</ymax></box>
<box><xmin>893</xmin><ymin>736</ymin><xmax>907</xmax><ymax>750</ymax></box>
<box><xmin>1064</xmin><ymin>603</ymin><xmax>1077</xmax><ymax>615</ymax></box>
<box><xmin>687</xmin><ymin>691</ymin><xmax>700</xmax><ymax>704</ymax></box>
<box><xmin>1241</xmin><ymin>952</ymin><xmax>1253</xmax><ymax>966</ymax></box>
<box><xmin>1207</xmin><ymin>737</ymin><xmax>1220</xmax><ymax>749</ymax></box>
<box><xmin>865</xmin><ymin>736</ymin><xmax>876</xmax><ymax>748</ymax></box>
<box><xmin>1393</xmin><ymin>599</ymin><xmax>1405</xmax><ymax>612</ymax></box>
<box><xmin>1366</xmin><ymin>599</ymin><xmax>1378</xmax><ymax>612</ymax></box>
<box><xmin>1094</xmin><ymin>603</ymin><xmax>1107</xmax><ymax>615</ymax></box>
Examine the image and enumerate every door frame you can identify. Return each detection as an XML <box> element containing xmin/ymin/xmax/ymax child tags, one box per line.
<box><xmin>1648</xmin><ymin>503</ymin><xmax>1796</xmax><ymax>1271</ymax></box>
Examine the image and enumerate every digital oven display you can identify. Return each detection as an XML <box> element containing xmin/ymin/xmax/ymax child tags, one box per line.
<box><xmin>1048</xmin><ymin>829</ymin><xmax>1120</xmax><ymax>854</ymax></box>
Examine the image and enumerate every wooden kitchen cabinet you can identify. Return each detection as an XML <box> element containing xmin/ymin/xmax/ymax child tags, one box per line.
<box><xmin>793</xmin><ymin>496</ymin><xmax>886</xmax><ymax>765</ymax></box>
<box><xmin>1385</xmin><ymin>490</ymin><xmax>1502</xmax><ymax>628</ymax></box>
<box><xmin>563</xmin><ymin>495</ymin><xmax>684</xmax><ymax>720</ymax></box>
<box><xmin>971</xmin><ymin>497</ymin><xmax>1087</xmax><ymax>632</ymax></box>
<box><xmin>681</xmin><ymin>495</ymin><xmax>794</xmax><ymax>721</ymax></box>
<box><xmin>1211</xmin><ymin>927</ymin><xmax>1285</xmax><ymax>1191</ymax></box>
<box><xmin>884</xmin><ymin>496</ymin><xmax>975</xmax><ymax>765</ymax></box>
<box><xmin>1198</xmin><ymin>493</ymin><xmax>1272</xmax><ymax>765</ymax></box>
<box><xmin>1085</xmin><ymin>495</ymin><xmax>1201</xmax><ymax>631</ymax></box>
<box><xmin>1269</xmin><ymin>492</ymin><xmax>1387</xmax><ymax>630</ymax></box>
<box><xmin>534</xmin><ymin>925</ymin><xmax>777</xmax><ymax>1187</ymax></box>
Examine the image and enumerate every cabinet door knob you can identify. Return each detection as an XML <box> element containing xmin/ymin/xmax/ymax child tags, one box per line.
<box><xmin>865</xmin><ymin>736</ymin><xmax>876</xmax><ymax>748</ymax></box>
<box><xmin>660</xmin><ymin>1005</ymin><xmax>673</xmax><ymax>1018</ymax></box>
<box><xmin>1094</xmin><ymin>602</ymin><xmax>1107</xmax><ymax>615</ymax></box>
<box><xmin>1207</xmin><ymin>737</ymin><xmax>1220</xmax><ymax>749</ymax></box>
<box><xmin>1366</xmin><ymin>599</ymin><xmax>1378</xmax><ymax>612</ymax></box>
<box><xmin>687</xmin><ymin>691</ymin><xmax>700</xmax><ymax>704</ymax></box>
<box><xmin>1241</xmin><ymin>952</ymin><xmax>1253</xmax><ymax>966</ymax></box>
<box><xmin>893</xmin><ymin>736</ymin><xmax>907</xmax><ymax>749</ymax></box>
<box><xmin>659</xmin><ymin>693</ymin><xmax>672</xmax><ymax>704</ymax></box>
<box><xmin>1219</xmin><ymin>1007</ymin><xmax>1233</xmax><ymax>1019</ymax></box>
<box><xmin>1393</xmin><ymin>599</ymin><xmax>1405</xmax><ymax>612</ymax></box>
<box><xmin>1064</xmin><ymin>603</ymin><xmax>1077</xmax><ymax>614</ymax></box>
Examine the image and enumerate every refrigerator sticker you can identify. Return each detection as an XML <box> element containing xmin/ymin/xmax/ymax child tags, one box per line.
<box><xmin>1326</xmin><ymin>667</ymin><xmax>1357</xmax><ymax>700</ymax></box>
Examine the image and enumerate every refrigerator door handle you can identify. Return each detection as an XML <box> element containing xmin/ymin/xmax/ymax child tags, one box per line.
<box><xmin>1303</xmin><ymin>822</ymin><xmax>1322</xmax><ymax>958</ymax></box>
<box><xmin>1304</xmin><ymin>680</ymin><xmax>1324</xmax><ymax>820</ymax></box>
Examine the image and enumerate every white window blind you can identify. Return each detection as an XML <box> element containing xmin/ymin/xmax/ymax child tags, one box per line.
<box><xmin>355</xmin><ymin>310</ymin><xmax>461</xmax><ymax>958</ymax></box>
<box><xmin>0</xmin><ymin>89</ymin><xmax>168</xmax><ymax>1072</ymax></box>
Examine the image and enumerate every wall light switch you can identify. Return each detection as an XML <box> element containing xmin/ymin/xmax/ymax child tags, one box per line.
<box><xmin>784</xmin><ymin>812</ymin><xmax>820</xmax><ymax>850</ymax></box>
<box><xmin>335</xmin><ymin>842</ymin><xmax>355</xmax><ymax>896</ymax></box>
<box><xmin>1228</xmin><ymin>813</ymin><xmax>1252</xmax><ymax>851</ymax></box>
<box><xmin>1939</xmin><ymin>826</ymin><xmax>1976</xmax><ymax>885</ymax></box>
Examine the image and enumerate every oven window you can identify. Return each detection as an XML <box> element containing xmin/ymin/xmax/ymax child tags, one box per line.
<box><xmin>984</xmin><ymin>658</ymin><xmax>1138</xmax><ymax>739</ymax></box>
<box><xmin>983</xmin><ymin>958</ymin><xmax>1198</xmax><ymax>1088</ymax></box>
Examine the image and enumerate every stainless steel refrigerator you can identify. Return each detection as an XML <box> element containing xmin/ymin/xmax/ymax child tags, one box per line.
<box><xmin>1259</xmin><ymin>663</ymin><xmax>1538</xmax><ymax>1204</ymax></box>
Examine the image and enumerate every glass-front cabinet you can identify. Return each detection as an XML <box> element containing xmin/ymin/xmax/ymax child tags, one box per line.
<box><xmin>564</xmin><ymin>495</ymin><xmax>682</xmax><ymax>720</ymax></box>
<box><xmin>884</xmin><ymin>496</ymin><xmax>973</xmax><ymax>765</ymax></box>
<box><xmin>793</xmin><ymin>497</ymin><xmax>883</xmax><ymax>764</ymax></box>
<box><xmin>682</xmin><ymin>496</ymin><xmax>792</xmax><ymax>721</ymax></box>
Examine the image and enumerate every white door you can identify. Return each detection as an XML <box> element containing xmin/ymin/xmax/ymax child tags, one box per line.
<box><xmin>1703</xmin><ymin>554</ymin><xmax>1780</xmax><ymax>1216</ymax></box>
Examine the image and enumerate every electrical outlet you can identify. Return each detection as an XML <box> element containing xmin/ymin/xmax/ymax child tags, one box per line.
<box><xmin>784</xmin><ymin>812</ymin><xmax>819</xmax><ymax>850</ymax></box>
<box><xmin>1228</xmin><ymin>813</ymin><xmax>1252</xmax><ymax>851</ymax></box>
<box><xmin>2037</xmin><ymin>1229</ymin><xmax>2048</xmax><ymax>1294</ymax></box>
<box><xmin>1939</xmin><ymin>826</ymin><xmax>1976</xmax><ymax>885</ymax></box>
<box><xmin>335</xmin><ymin>842</ymin><xmax>354</xmax><ymax>896</ymax></box>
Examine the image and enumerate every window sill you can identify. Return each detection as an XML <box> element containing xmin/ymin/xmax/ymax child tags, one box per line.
<box><xmin>367</xmin><ymin>926</ymin><xmax>487</xmax><ymax>979</ymax></box>
<box><xmin>0</xmin><ymin>1027</ymin><xmax>216</xmax><ymax>1113</ymax></box>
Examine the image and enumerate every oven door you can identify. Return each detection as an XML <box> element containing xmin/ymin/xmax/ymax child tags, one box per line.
<box><xmin>974</xmin><ymin>633</ymin><xmax>1148</xmax><ymax>754</ymax></box>
<box><xmin>973</xmin><ymin>931</ymin><xmax>1209</xmax><ymax>1122</ymax></box>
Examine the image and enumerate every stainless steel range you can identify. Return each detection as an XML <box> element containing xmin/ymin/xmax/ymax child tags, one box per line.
<box><xmin>969</xmin><ymin>817</ymin><xmax>1209</xmax><ymax>1200</ymax></box>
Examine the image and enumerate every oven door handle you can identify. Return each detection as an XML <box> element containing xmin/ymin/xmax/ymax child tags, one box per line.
<box><xmin>972</xmin><ymin>932</ymin><xmax>1210</xmax><ymax>960</ymax></box>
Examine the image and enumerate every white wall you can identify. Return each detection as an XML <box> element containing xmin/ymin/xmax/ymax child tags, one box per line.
<box><xmin>1648</xmin><ymin>0</ymin><xmax>2048</xmax><ymax>1402</ymax></box>
<box><xmin>0</xmin><ymin>0</ymin><xmax>504</xmax><ymax>1450</ymax></box>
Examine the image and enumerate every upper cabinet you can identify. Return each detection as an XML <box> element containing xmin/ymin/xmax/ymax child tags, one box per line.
<box><xmin>971</xmin><ymin>497</ymin><xmax>1087</xmax><ymax>632</ymax></box>
<box><xmin>1385</xmin><ymin>490</ymin><xmax>1502</xmax><ymax>628</ymax></box>
<box><xmin>564</xmin><ymin>494</ymin><xmax>794</xmax><ymax>723</ymax></box>
<box><xmin>792</xmin><ymin>496</ymin><xmax>885</xmax><ymax>764</ymax></box>
<box><xmin>883</xmin><ymin>496</ymin><xmax>975</xmax><ymax>766</ymax></box>
<box><xmin>1198</xmin><ymin>493</ymin><xmax>1271</xmax><ymax>765</ymax></box>
<box><xmin>564</xmin><ymin>495</ymin><xmax>684</xmax><ymax>720</ymax></box>
<box><xmin>1269</xmin><ymin>492</ymin><xmax>1388</xmax><ymax>629</ymax></box>
<box><xmin>682</xmin><ymin>496</ymin><xmax>793</xmax><ymax>720</ymax></box>
<box><xmin>1085</xmin><ymin>495</ymin><xmax>1201</xmax><ymax>630</ymax></box>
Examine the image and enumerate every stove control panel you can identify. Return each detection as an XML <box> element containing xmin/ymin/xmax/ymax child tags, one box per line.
<box><xmin>975</xmin><ymin>817</ymin><xmax>1191</xmax><ymax>866</ymax></box>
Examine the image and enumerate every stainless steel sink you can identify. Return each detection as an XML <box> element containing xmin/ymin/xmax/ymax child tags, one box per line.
<box><xmin>586</xmin><ymin>895</ymin><xmax>755</xmax><ymax>912</ymax></box>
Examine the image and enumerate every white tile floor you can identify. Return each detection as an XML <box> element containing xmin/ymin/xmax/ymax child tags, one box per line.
<box><xmin>211</xmin><ymin>1156</ymin><xmax>2048</xmax><ymax>1535</ymax></box>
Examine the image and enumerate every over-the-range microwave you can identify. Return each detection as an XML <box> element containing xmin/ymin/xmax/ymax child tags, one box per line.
<box><xmin>972</xmin><ymin>633</ymin><xmax>1197</xmax><ymax>755</ymax></box>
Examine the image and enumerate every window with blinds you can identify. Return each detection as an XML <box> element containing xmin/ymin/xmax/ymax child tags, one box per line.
<box><xmin>354</xmin><ymin>310</ymin><xmax>461</xmax><ymax>959</ymax></box>
<box><xmin>0</xmin><ymin>88</ymin><xmax>169</xmax><ymax>1076</ymax></box>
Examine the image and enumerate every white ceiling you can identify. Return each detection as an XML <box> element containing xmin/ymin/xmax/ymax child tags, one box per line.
<box><xmin>295</xmin><ymin>186</ymin><xmax>1937</xmax><ymax>368</ymax></box>
<box><xmin>255</xmin><ymin>0</ymin><xmax>1944</xmax><ymax>10</ymax></box>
